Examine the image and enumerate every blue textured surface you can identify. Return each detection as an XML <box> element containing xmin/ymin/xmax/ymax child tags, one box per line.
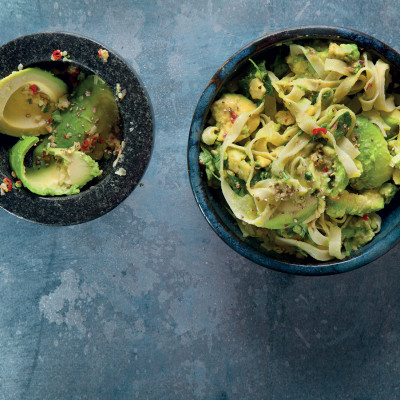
<box><xmin>1</xmin><ymin>1</ymin><xmax>400</xmax><ymax>399</ymax></box>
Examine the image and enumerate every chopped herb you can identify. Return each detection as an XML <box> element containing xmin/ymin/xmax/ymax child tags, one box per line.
<box><xmin>199</xmin><ymin>145</ymin><xmax>220</xmax><ymax>181</ymax></box>
<box><xmin>333</xmin><ymin>112</ymin><xmax>352</xmax><ymax>139</ymax></box>
<box><xmin>238</xmin><ymin>59</ymin><xmax>273</xmax><ymax>98</ymax></box>
<box><xmin>251</xmin><ymin>168</ymin><xmax>271</xmax><ymax>186</ymax></box>
<box><xmin>305</xmin><ymin>171</ymin><xmax>313</xmax><ymax>181</ymax></box>
<box><xmin>226</xmin><ymin>174</ymin><xmax>248</xmax><ymax>196</ymax></box>
<box><xmin>311</xmin><ymin>93</ymin><xmax>318</xmax><ymax>105</ymax></box>
<box><xmin>281</xmin><ymin>170</ymin><xmax>290</xmax><ymax>182</ymax></box>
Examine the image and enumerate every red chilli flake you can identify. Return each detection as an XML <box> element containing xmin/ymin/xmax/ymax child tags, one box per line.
<box><xmin>230</xmin><ymin>111</ymin><xmax>238</xmax><ymax>124</ymax></box>
<box><xmin>52</xmin><ymin>50</ymin><xmax>62</xmax><ymax>60</ymax></box>
<box><xmin>362</xmin><ymin>214</ymin><xmax>370</xmax><ymax>221</ymax></box>
<box><xmin>47</xmin><ymin>118</ymin><xmax>53</xmax><ymax>123</ymax></box>
<box><xmin>328</xmin><ymin>195</ymin><xmax>342</xmax><ymax>200</ymax></box>
<box><xmin>3</xmin><ymin>177</ymin><xmax>12</xmax><ymax>191</ymax></box>
<box><xmin>82</xmin><ymin>139</ymin><xmax>89</xmax><ymax>148</ymax></box>
<box><xmin>30</xmin><ymin>84</ymin><xmax>38</xmax><ymax>95</ymax></box>
<box><xmin>312</xmin><ymin>127</ymin><xmax>327</xmax><ymax>135</ymax></box>
<box><xmin>323</xmin><ymin>167</ymin><xmax>328</xmax><ymax>173</ymax></box>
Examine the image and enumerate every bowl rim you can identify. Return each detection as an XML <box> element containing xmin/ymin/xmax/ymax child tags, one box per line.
<box><xmin>188</xmin><ymin>25</ymin><xmax>400</xmax><ymax>275</ymax></box>
<box><xmin>0</xmin><ymin>31</ymin><xmax>154</xmax><ymax>225</ymax></box>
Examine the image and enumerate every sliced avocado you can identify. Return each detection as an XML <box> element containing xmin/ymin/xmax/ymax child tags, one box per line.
<box><xmin>326</xmin><ymin>189</ymin><xmax>384</xmax><ymax>218</ymax></box>
<box><xmin>350</xmin><ymin>116</ymin><xmax>393</xmax><ymax>190</ymax></box>
<box><xmin>0</xmin><ymin>68</ymin><xmax>67</xmax><ymax>137</ymax></box>
<box><xmin>264</xmin><ymin>195</ymin><xmax>318</xmax><ymax>229</ymax></box>
<box><xmin>212</xmin><ymin>93</ymin><xmax>260</xmax><ymax>141</ymax></box>
<box><xmin>382</xmin><ymin>109</ymin><xmax>400</xmax><ymax>138</ymax></box>
<box><xmin>328</xmin><ymin>157</ymin><xmax>349</xmax><ymax>199</ymax></box>
<box><xmin>33</xmin><ymin>75</ymin><xmax>119</xmax><ymax>162</ymax></box>
<box><xmin>379</xmin><ymin>182</ymin><xmax>399</xmax><ymax>204</ymax></box>
<box><xmin>328</xmin><ymin>43</ymin><xmax>360</xmax><ymax>63</ymax></box>
<box><xmin>226</xmin><ymin>148</ymin><xmax>251</xmax><ymax>180</ymax></box>
<box><xmin>10</xmin><ymin>136</ymin><xmax>102</xmax><ymax>196</ymax></box>
<box><xmin>286</xmin><ymin>54</ymin><xmax>317</xmax><ymax>78</ymax></box>
<box><xmin>342</xmin><ymin>214</ymin><xmax>380</xmax><ymax>255</ymax></box>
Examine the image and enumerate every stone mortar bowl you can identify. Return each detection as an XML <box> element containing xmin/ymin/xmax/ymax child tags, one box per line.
<box><xmin>0</xmin><ymin>32</ymin><xmax>154</xmax><ymax>225</ymax></box>
<box><xmin>188</xmin><ymin>26</ymin><xmax>400</xmax><ymax>275</ymax></box>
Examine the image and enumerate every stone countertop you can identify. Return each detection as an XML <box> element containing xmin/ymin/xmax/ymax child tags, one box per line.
<box><xmin>1</xmin><ymin>1</ymin><xmax>400</xmax><ymax>399</ymax></box>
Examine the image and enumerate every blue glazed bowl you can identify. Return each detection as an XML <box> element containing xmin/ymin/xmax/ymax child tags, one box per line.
<box><xmin>188</xmin><ymin>26</ymin><xmax>400</xmax><ymax>275</ymax></box>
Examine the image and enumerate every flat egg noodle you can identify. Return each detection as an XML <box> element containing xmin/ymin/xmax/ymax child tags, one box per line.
<box><xmin>271</xmin><ymin>73</ymin><xmax>361</xmax><ymax>178</ymax></box>
<box><xmin>362</xmin><ymin>110</ymin><xmax>390</xmax><ymax>137</ymax></box>
<box><xmin>333</xmin><ymin>66</ymin><xmax>367</xmax><ymax>103</ymax></box>
<box><xmin>336</xmin><ymin>137</ymin><xmax>360</xmax><ymax>159</ymax></box>
<box><xmin>324</xmin><ymin>58</ymin><xmax>352</xmax><ymax>77</ymax></box>
<box><xmin>359</xmin><ymin>55</ymin><xmax>378</xmax><ymax>111</ymax></box>
<box><xmin>328</xmin><ymin>225</ymin><xmax>345</xmax><ymax>259</ymax></box>
<box><xmin>317</xmin><ymin>105</ymin><xmax>356</xmax><ymax>138</ymax></box>
<box><xmin>287</xmin><ymin>78</ymin><xmax>341</xmax><ymax>92</ymax></box>
<box><xmin>308</xmin><ymin>220</ymin><xmax>330</xmax><ymax>246</ymax></box>
<box><xmin>274</xmin><ymin>235</ymin><xmax>332</xmax><ymax>261</ymax></box>
<box><xmin>374</xmin><ymin>59</ymin><xmax>396</xmax><ymax>112</ymax></box>
<box><xmin>290</xmin><ymin>44</ymin><xmax>328</xmax><ymax>79</ymax></box>
<box><xmin>312</xmin><ymin>87</ymin><xmax>334</xmax><ymax>120</ymax></box>
<box><xmin>219</xmin><ymin>103</ymin><xmax>279</xmax><ymax>227</ymax></box>
<box><xmin>270</xmin><ymin>132</ymin><xmax>310</xmax><ymax>176</ymax></box>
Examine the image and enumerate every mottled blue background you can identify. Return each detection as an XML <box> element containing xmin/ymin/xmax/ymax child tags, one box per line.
<box><xmin>0</xmin><ymin>1</ymin><xmax>400</xmax><ymax>399</ymax></box>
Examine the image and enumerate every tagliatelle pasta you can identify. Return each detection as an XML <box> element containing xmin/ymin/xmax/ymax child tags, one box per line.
<box><xmin>199</xmin><ymin>40</ymin><xmax>400</xmax><ymax>261</ymax></box>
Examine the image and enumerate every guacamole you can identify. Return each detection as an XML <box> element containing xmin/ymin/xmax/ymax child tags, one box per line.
<box><xmin>199</xmin><ymin>40</ymin><xmax>400</xmax><ymax>261</ymax></box>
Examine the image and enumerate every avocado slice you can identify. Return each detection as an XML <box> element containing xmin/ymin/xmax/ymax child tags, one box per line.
<box><xmin>0</xmin><ymin>68</ymin><xmax>67</xmax><ymax>137</ymax></box>
<box><xmin>211</xmin><ymin>93</ymin><xmax>260</xmax><ymax>141</ymax></box>
<box><xmin>10</xmin><ymin>136</ymin><xmax>102</xmax><ymax>196</ymax></box>
<box><xmin>382</xmin><ymin>109</ymin><xmax>400</xmax><ymax>138</ymax></box>
<box><xmin>326</xmin><ymin>189</ymin><xmax>384</xmax><ymax>218</ymax></box>
<box><xmin>33</xmin><ymin>75</ymin><xmax>119</xmax><ymax>161</ymax></box>
<box><xmin>264</xmin><ymin>195</ymin><xmax>318</xmax><ymax>229</ymax></box>
<box><xmin>350</xmin><ymin>116</ymin><xmax>393</xmax><ymax>190</ymax></box>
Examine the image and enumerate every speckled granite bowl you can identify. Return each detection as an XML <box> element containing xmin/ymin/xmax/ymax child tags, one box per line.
<box><xmin>188</xmin><ymin>26</ymin><xmax>400</xmax><ymax>275</ymax></box>
<box><xmin>0</xmin><ymin>32</ymin><xmax>153</xmax><ymax>225</ymax></box>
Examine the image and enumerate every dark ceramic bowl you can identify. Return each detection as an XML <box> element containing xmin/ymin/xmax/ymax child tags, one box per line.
<box><xmin>188</xmin><ymin>25</ymin><xmax>400</xmax><ymax>275</ymax></box>
<box><xmin>0</xmin><ymin>32</ymin><xmax>153</xmax><ymax>225</ymax></box>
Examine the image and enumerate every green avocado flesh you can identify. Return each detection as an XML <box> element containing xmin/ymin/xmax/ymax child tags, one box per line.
<box><xmin>0</xmin><ymin>67</ymin><xmax>120</xmax><ymax>197</ymax></box>
<box><xmin>264</xmin><ymin>195</ymin><xmax>318</xmax><ymax>229</ymax></box>
<box><xmin>9</xmin><ymin>136</ymin><xmax>102</xmax><ymax>196</ymax></box>
<box><xmin>33</xmin><ymin>75</ymin><xmax>119</xmax><ymax>162</ymax></box>
<box><xmin>0</xmin><ymin>68</ymin><xmax>67</xmax><ymax>137</ymax></box>
<box><xmin>350</xmin><ymin>116</ymin><xmax>393</xmax><ymax>190</ymax></box>
<box><xmin>326</xmin><ymin>190</ymin><xmax>384</xmax><ymax>218</ymax></box>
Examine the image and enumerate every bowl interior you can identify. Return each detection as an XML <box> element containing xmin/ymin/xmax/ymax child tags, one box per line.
<box><xmin>0</xmin><ymin>32</ymin><xmax>154</xmax><ymax>225</ymax></box>
<box><xmin>188</xmin><ymin>26</ymin><xmax>400</xmax><ymax>275</ymax></box>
